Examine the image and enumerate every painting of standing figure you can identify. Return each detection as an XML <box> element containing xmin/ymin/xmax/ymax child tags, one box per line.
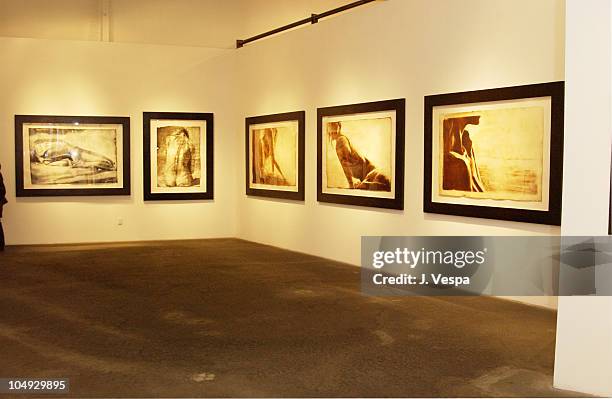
<box><xmin>251</xmin><ymin>127</ymin><xmax>295</xmax><ymax>187</ymax></box>
<box><xmin>144</xmin><ymin>112</ymin><xmax>214</xmax><ymax>201</ymax></box>
<box><xmin>246</xmin><ymin>111</ymin><xmax>305</xmax><ymax>201</ymax></box>
<box><xmin>15</xmin><ymin>115</ymin><xmax>131</xmax><ymax>197</ymax></box>
<box><xmin>318</xmin><ymin>99</ymin><xmax>405</xmax><ymax>210</ymax></box>
<box><xmin>424</xmin><ymin>81</ymin><xmax>565</xmax><ymax>225</ymax></box>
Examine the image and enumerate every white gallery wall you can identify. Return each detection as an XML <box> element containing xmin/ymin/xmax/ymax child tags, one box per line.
<box><xmin>553</xmin><ymin>0</ymin><xmax>612</xmax><ymax>395</ymax></box>
<box><xmin>0</xmin><ymin>0</ymin><xmax>565</xmax><ymax>308</ymax></box>
<box><xmin>0</xmin><ymin>37</ymin><xmax>240</xmax><ymax>244</ymax></box>
<box><xmin>0</xmin><ymin>0</ymin><xmax>351</xmax><ymax>49</ymax></box>
<box><xmin>236</xmin><ymin>0</ymin><xmax>565</xmax><ymax>265</ymax></box>
<box><xmin>2</xmin><ymin>1</ymin><xmax>610</xmax><ymax>395</ymax></box>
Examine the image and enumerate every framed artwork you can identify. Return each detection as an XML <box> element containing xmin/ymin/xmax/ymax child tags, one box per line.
<box><xmin>317</xmin><ymin>99</ymin><xmax>405</xmax><ymax>210</ymax></box>
<box><xmin>424</xmin><ymin>81</ymin><xmax>564</xmax><ymax>225</ymax></box>
<box><xmin>15</xmin><ymin>115</ymin><xmax>130</xmax><ymax>197</ymax></box>
<box><xmin>245</xmin><ymin>111</ymin><xmax>305</xmax><ymax>201</ymax></box>
<box><xmin>143</xmin><ymin>112</ymin><xmax>213</xmax><ymax>201</ymax></box>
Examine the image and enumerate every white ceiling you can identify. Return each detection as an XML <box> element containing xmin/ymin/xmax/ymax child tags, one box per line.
<box><xmin>0</xmin><ymin>0</ymin><xmax>359</xmax><ymax>48</ymax></box>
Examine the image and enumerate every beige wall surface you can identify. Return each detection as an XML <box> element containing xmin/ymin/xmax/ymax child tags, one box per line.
<box><xmin>0</xmin><ymin>37</ymin><xmax>240</xmax><ymax>245</ymax></box>
<box><xmin>5</xmin><ymin>2</ymin><xmax>612</xmax><ymax>395</ymax></box>
<box><xmin>0</xmin><ymin>0</ymin><xmax>350</xmax><ymax>48</ymax></box>
<box><xmin>554</xmin><ymin>0</ymin><xmax>612</xmax><ymax>395</ymax></box>
<box><xmin>0</xmin><ymin>0</ymin><xmax>102</xmax><ymax>42</ymax></box>
<box><xmin>0</xmin><ymin>0</ymin><xmax>564</xmax><ymax>310</ymax></box>
<box><xmin>236</xmin><ymin>0</ymin><xmax>565</xmax><ymax>268</ymax></box>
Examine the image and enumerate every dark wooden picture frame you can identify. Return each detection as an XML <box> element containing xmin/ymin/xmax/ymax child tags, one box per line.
<box><xmin>245</xmin><ymin>111</ymin><xmax>305</xmax><ymax>201</ymax></box>
<box><xmin>317</xmin><ymin>99</ymin><xmax>405</xmax><ymax>210</ymax></box>
<box><xmin>424</xmin><ymin>81</ymin><xmax>564</xmax><ymax>225</ymax></box>
<box><xmin>143</xmin><ymin>112</ymin><xmax>214</xmax><ymax>201</ymax></box>
<box><xmin>15</xmin><ymin>115</ymin><xmax>131</xmax><ymax>197</ymax></box>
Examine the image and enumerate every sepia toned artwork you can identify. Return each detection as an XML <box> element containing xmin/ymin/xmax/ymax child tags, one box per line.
<box><xmin>324</xmin><ymin>117</ymin><xmax>392</xmax><ymax>193</ymax></box>
<box><xmin>15</xmin><ymin>115</ymin><xmax>130</xmax><ymax>197</ymax></box>
<box><xmin>246</xmin><ymin>111</ymin><xmax>304</xmax><ymax>200</ymax></box>
<box><xmin>143</xmin><ymin>112</ymin><xmax>213</xmax><ymax>201</ymax></box>
<box><xmin>155</xmin><ymin>125</ymin><xmax>202</xmax><ymax>189</ymax></box>
<box><xmin>251</xmin><ymin>125</ymin><xmax>296</xmax><ymax>187</ymax></box>
<box><xmin>439</xmin><ymin>106</ymin><xmax>545</xmax><ymax>202</ymax></box>
<box><xmin>318</xmin><ymin>99</ymin><xmax>405</xmax><ymax>210</ymax></box>
<box><xmin>424</xmin><ymin>82</ymin><xmax>565</xmax><ymax>225</ymax></box>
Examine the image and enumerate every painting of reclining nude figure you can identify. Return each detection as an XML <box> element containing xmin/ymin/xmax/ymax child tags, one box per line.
<box><xmin>424</xmin><ymin>82</ymin><xmax>564</xmax><ymax>225</ymax></box>
<box><xmin>29</xmin><ymin>128</ymin><xmax>118</xmax><ymax>185</ymax></box>
<box><xmin>15</xmin><ymin>115</ymin><xmax>130</xmax><ymax>197</ymax></box>
<box><xmin>245</xmin><ymin>111</ymin><xmax>305</xmax><ymax>201</ymax></box>
<box><xmin>318</xmin><ymin>99</ymin><xmax>405</xmax><ymax>210</ymax></box>
<box><xmin>144</xmin><ymin>112</ymin><xmax>214</xmax><ymax>201</ymax></box>
<box><xmin>440</xmin><ymin>107</ymin><xmax>545</xmax><ymax>202</ymax></box>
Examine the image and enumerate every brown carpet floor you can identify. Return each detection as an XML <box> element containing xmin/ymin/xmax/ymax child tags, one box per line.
<box><xmin>0</xmin><ymin>239</ymin><xmax>582</xmax><ymax>397</ymax></box>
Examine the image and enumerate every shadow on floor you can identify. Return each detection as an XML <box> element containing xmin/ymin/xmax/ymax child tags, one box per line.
<box><xmin>0</xmin><ymin>239</ymin><xmax>586</xmax><ymax>397</ymax></box>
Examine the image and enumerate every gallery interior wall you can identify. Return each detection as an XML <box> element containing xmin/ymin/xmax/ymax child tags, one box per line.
<box><xmin>554</xmin><ymin>0</ymin><xmax>612</xmax><ymax>395</ymax></box>
<box><xmin>235</xmin><ymin>0</ymin><xmax>565</xmax><ymax>310</ymax></box>
<box><xmin>1</xmin><ymin>1</ymin><xmax>609</xmax><ymax>396</ymax></box>
<box><xmin>0</xmin><ymin>0</ymin><xmax>351</xmax><ymax>49</ymax></box>
<box><xmin>0</xmin><ymin>0</ymin><xmax>566</xmax><ymax>308</ymax></box>
<box><xmin>0</xmin><ymin>37</ymin><xmax>240</xmax><ymax>244</ymax></box>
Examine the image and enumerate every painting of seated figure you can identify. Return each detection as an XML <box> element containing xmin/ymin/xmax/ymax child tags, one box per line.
<box><xmin>317</xmin><ymin>99</ymin><xmax>405</xmax><ymax>210</ymax></box>
<box><xmin>324</xmin><ymin>118</ymin><xmax>393</xmax><ymax>194</ymax></box>
<box><xmin>144</xmin><ymin>112</ymin><xmax>214</xmax><ymax>201</ymax></box>
<box><xmin>156</xmin><ymin>125</ymin><xmax>201</xmax><ymax>189</ymax></box>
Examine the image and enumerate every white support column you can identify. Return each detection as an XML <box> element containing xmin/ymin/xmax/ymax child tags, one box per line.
<box><xmin>554</xmin><ymin>0</ymin><xmax>612</xmax><ymax>396</ymax></box>
<box><xmin>100</xmin><ymin>0</ymin><xmax>111</xmax><ymax>42</ymax></box>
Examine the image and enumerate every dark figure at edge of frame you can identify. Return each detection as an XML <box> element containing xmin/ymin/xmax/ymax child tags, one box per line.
<box><xmin>327</xmin><ymin>121</ymin><xmax>391</xmax><ymax>191</ymax></box>
<box><xmin>0</xmin><ymin>163</ymin><xmax>7</xmax><ymax>252</ymax></box>
<box><xmin>442</xmin><ymin>116</ymin><xmax>485</xmax><ymax>192</ymax></box>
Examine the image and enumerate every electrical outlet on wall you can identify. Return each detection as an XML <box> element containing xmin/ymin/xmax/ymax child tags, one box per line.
<box><xmin>117</xmin><ymin>218</ymin><xmax>124</xmax><ymax>226</ymax></box>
